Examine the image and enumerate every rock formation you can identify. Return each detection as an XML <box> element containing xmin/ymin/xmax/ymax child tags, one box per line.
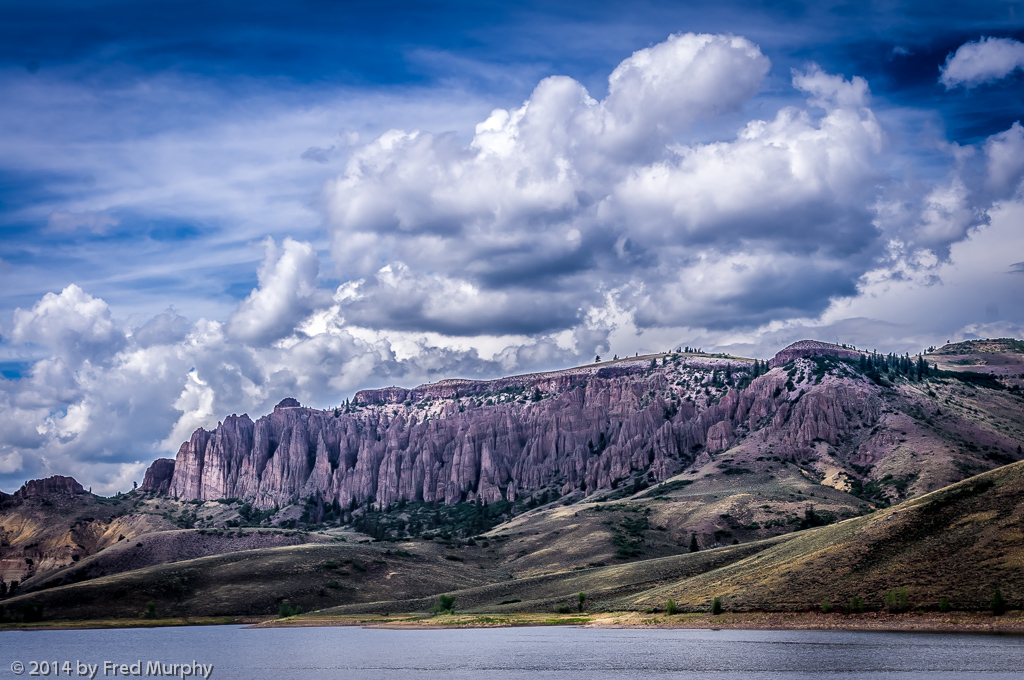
<box><xmin>143</xmin><ymin>341</ymin><xmax>913</xmax><ymax>509</ymax></box>
<box><xmin>141</xmin><ymin>459</ymin><xmax>175</xmax><ymax>495</ymax></box>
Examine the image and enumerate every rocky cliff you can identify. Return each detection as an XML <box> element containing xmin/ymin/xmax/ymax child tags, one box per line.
<box><xmin>141</xmin><ymin>459</ymin><xmax>175</xmax><ymax>495</ymax></box>
<box><xmin>143</xmin><ymin>340</ymin><xmax>1024</xmax><ymax>509</ymax></box>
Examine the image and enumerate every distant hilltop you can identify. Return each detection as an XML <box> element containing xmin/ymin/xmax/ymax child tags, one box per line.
<box><xmin>768</xmin><ymin>340</ymin><xmax>863</xmax><ymax>367</ymax></box>
<box><xmin>0</xmin><ymin>475</ymin><xmax>86</xmax><ymax>508</ymax></box>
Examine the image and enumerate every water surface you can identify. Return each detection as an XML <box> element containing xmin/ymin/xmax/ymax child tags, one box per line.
<box><xmin>2</xmin><ymin>625</ymin><xmax>1022</xmax><ymax>679</ymax></box>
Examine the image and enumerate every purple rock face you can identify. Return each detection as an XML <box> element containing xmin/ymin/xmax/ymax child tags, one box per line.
<box><xmin>141</xmin><ymin>458</ymin><xmax>176</xmax><ymax>494</ymax></box>
<box><xmin>146</xmin><ymin>343</ymin><xmax>889</xmax><ymax>510</ymax></box>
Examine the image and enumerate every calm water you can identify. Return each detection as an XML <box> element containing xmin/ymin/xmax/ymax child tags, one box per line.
<box><xmin>2</xmin><ymin>625</ymin><xmax>1022</xmax><ymax>679</ymax></box>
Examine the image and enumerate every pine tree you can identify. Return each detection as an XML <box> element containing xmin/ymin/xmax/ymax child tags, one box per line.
<box><xmin>991</xmin><ymin>589</ymin><xmax>1007</xmax><ymax>616</ymax></box>
<box><xmin>689</xmin><ymin>533</ymin><xmax>700</xmax><ymax>553</ymax></box>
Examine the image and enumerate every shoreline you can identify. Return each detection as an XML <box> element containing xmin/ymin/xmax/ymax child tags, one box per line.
<box><xmin>0</xmin><ymin>616</ymin><xmax>266</xmax><ymax>632</ymax></box>
<box><xmin>3</xmin><ymin>611</ymin><xmax>1023</xmax><ymax>634</ymax></box>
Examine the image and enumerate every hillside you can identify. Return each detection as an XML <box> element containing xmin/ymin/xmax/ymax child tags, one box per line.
<box><xmin>620</xmin><ymin>457</ymin><xmax>1024</xmax><ymax>613</ymax></box>
<box><xmin>5</xmin><ymin>460</ymin><xmax>1022</xmax><ymax>621</ymax></box>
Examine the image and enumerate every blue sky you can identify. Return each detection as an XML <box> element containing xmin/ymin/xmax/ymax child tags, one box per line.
<box><xmin>1</xmin><ymin>0</ymin><xmax>1023</xmax><ymax>492</ymax></box>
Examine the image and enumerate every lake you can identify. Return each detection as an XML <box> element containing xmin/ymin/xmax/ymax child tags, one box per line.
<box><xmin>2</xmin><ymin>625</ymin><xmax>1022</xmax><ymax>679</ymax></box>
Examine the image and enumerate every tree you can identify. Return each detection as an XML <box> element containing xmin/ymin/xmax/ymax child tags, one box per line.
<box><xmin>143</xmin><ymin>601</ymin><xmax>157</xmax><ymax>619</ymax></box>
<box><xmin>433</xmin><ymin>594</ymin><xmax>456</xmax><ymax>615</ymax></box>
<box><xmin>531</xmin><ymin>387</ymin><xmax>542</xmax><ymax>402</ymax></box>
<box><xmin>689</xmin><ymin>533</ymin><xmax>700</xmax><ymax>553</ymax></box>
<box><xmin>711</xmin><ymin>597</ymin><xmax>722</xmax><ymax>615</ymax></box>
<box><xmin>578</xmin><ymin>591</ymin><xmax>587</xmax><ymax>612</ymax></box>
<box><xmin>666</xmin><ymin>599</ymin><xmax>677</xmax><ymax>615</ymax></box>
<box><xmin>821</xmin><ymin>598</ymin><xmax>832</xmax><ymax>613</ymax></box>
<box><xmin>938</xmin><ymin>597</ymin><xmax>951</xmax><ymax>613</ymax></box>
<box><xmin>991</xmin><ymin>589</ymin><xmax>1006</xmax><ymax>616</ymax></box>
<box><xmin>595</xmin><ymin>355</ymin><xmax>601</xmax><ymax>363</ymax></box>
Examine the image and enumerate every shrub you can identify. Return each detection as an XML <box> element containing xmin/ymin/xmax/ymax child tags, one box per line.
<box><xmin>991</xmin><ymin>589</ymin><xmax>1006</xmax><ymax>616</ymax></box>
<box><xmin>821</xmin><ymin>598</ymin><xmax>832</xmax><ymax>614</ymax></box>
<box><xmin>938</xmin><ymin>597</ymin><xmax>951</xmax><ymax>613</ymax></box>
<box><xmin>883</xmin><ymin>587</ymin><xmax>909</xmax><ymax>613</ymax></box>
<box><xmin>846</xmin><ymin>596</ymin><xmax>865</xmax><ymax>614</ymax></box>
<box><xmin>578</xmin><ymin>591</ymin><xmax>587</xmax><ymax>612</ymax></box>
<box><xmin>20</xmin><ymin>602</ymin><xmax>44</xmax><ymax>623</ymax></box>
<box><xmin>711</xmin><ymin>597</ymin><xmax>723</xmax><ymax>615</ymax></box>
<box><xmin>278</xmin><ymin>600</ymin><xmax>296</xmax><ymax>618</ymax></box>
<box><xmin>432</xmin><ymin>594</ymin><xmax>455</xmax><ymax>615</ymax></box>
<box><xmin>143</xmin><ymin>601</ymin><xmax>157</xmax><ymax>619</ymax></box>
<box><xmin>666</xmin><ymin>600</ymin><xmax>678</xmax><ymax>616</ymax></box>
<box><xmin>556</xmin><ymin>604</ymin><xmax>573</xmax><ymax>614</ymax></box>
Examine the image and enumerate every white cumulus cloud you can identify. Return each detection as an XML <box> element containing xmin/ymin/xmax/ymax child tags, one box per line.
<box><xmin>940</xmin><ymin>36</ymin><xmax>1024</xmax><ymax>89</ymax></box>
<box><xmin>228</xmin><ymin>237</ymin><xmax>326</xmax><ymax>345</ymax></box>
<box><xmin>11</xmin><ymin>284</ymin><xmax>126</xmax><ymax>365</ymax></box>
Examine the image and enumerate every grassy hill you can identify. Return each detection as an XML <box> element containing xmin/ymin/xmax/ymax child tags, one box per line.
<box><xmin>4</xmin><ymin>460</ymin><xmax>1023</xmax><ymax>622</ymax></box>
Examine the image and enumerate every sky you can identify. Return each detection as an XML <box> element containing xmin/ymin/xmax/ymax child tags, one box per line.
<box><xmin>1</xmin><ymin>0</ymin><xmax>1023</xmax><ymax>493</ymax></box>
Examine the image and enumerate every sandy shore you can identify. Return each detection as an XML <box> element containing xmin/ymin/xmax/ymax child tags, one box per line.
<box><xmin>251</xmin><ymin>610</ymin><xmax>1024</xmax><ymax>634</ymax></box>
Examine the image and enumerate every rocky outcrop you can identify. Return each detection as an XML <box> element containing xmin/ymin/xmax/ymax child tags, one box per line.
<box><xmin>141</xmin><ymin>459</ymin><xmax>175</xmax><ymax>494</ymax></box>
<box><xmin>705</xmin><ymin>421</ymin><xmax>735</xmax><ymax>452</ymax></box>
<box><xmin>140</xmin><ymin>342</ymin><xmax>909</xmax><ymax>507</ymax></box>
<box><xmin>146</xmin><ymin>342</ymin><xmax>893</xmax><ymax>509</ymax></box>
<box><xmin>1</xmin><ymin>476</ymin><xmax>87</xmax><ymax>509</ymax></box>
<box><xmin>16</xmin><ymin>476</ymin><xmax>86</xmax><ymax>499</ymax></box>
